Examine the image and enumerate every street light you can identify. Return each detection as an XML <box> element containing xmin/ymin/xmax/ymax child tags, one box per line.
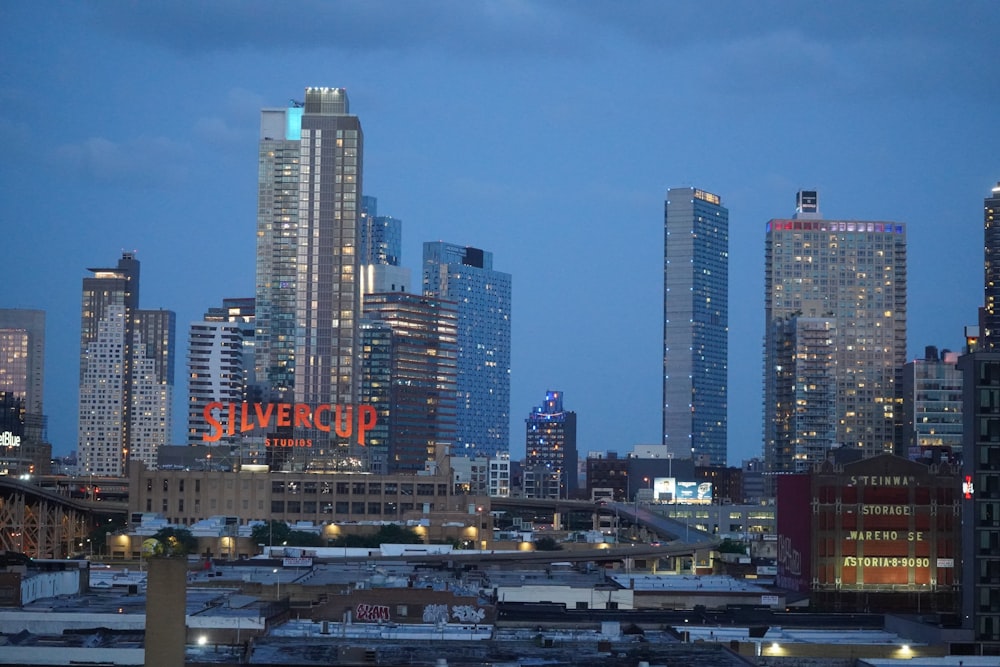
<box><xmin>273</xmin><ymin>568</ymin><xmax>280</xmax><ymax>600</ymax></box>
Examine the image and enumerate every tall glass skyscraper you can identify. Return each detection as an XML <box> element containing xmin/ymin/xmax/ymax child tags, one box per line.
<box><xmin>255</xmin><ymin>88</ymin><xmax>364</xmax><ymax>465</ymax></box>
<box><xmin>422</xmin><ymin>242</ymin><xmax>511</xmax><ymax>458</ymax></box>
<box><xmin>361</xmin><ymin>292</ymin><xmax>457</xmax><ymax>473</ymax></box>
<box><xmin>763</xmin><ymin>191</ymin><xmax>907</xmax><ymax>476</ymax></box>
<box><xmin>663</xmin><ymin>187</ymin><xmax>729</xmax><ymax>466</ymax></box>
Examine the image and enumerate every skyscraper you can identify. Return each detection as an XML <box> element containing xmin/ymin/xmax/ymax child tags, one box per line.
<box><xmin>78</xmin><ymin>252</ymin><xmax>174</xmax><ymax>475</ymax></box>
<box><xmin>0</xmin><ymin>309</ymin><xmax>45</xmax><ymax>418</ymax></box>
<box><xmin>663</xmin><ymin>187</ymin><xmax>729</xmax><ymax>466</ymax></box>
<box><xmin>984</xmin><ymin>182</ymin><xmax>1000</xmax><ymax>347</ymax></box>
<box><xmin>959</xmin><ymin>181</ymin><xmax>1000</xmax><ymax>643</ymax></box>
<box><xmin>524</xmin><ymin>390</ymin><xmax>578</xmax><ymax>499</ymax></box>
<box><xmin>255</xmin><ymin>88</ymin><xmax>364</xmax><ymax>463</ymax></box>
<box><xmin>763</xmin><ymin>191</ymin><xmax>907</xmax><ymax>476</ymax></box>
<box><xmin>901</xmin><ymin>345</ymin><xmax>963</xmax><ymax>463</ymax></box>
<box><xmin>359</xmin><ymin>196</ymin><xmax>411</xmax><ymax>296</ymax></box>
<box><xmin>422</xmin><ymin>242</ymin><xmax>511</xmax><ymax>458</ymax></box>
<box><xmin>0</xmin><ymin>309</ymin><xmax>48</xmax><ymax>475</ymax></box>
<box><xmin>361</xmin><ymin>292</ymin><xmax>458</xmax><ymax>473</ymax></box>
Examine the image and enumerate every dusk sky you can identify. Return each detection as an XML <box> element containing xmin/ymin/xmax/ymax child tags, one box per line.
<box><xmin>2</xmin><ymin>1</ymin><xmax>997</xmax><ymax>465</ymax></box>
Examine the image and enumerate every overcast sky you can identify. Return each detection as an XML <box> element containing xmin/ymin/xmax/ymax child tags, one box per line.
<box><xmin>2</xmin><ymin>1</ymin><xmax>997</xmax><ymax>465</ymax></box>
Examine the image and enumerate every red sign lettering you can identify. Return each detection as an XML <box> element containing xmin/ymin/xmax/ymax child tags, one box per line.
<box><xmin>202</xmin><ymin>402</ymin><xmax>377</xmax><ymax>445</ymax></box>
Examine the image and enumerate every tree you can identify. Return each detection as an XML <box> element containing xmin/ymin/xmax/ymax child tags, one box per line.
<box><xmin>87</xmin><ymin>514</ymin><xmax>126</xmax><ymax>556</ymax></box>
<box><xmin>151</xmin><ymin>527</ymin><xmax>198</xmax><ymax>556</ymax></box>
<box><xmin>328</xmin><ymin>524</ymin><xmax>423</xmax><ymax>548</ymax></box>
<box><xmin>533</xmin><ymin>536</ymin><xmax>563</xmax><ymax>551</ymax></box>
<box><xmin>717</xmin><ymin>538</ymin><xmax>748</xmax><ymax>555</ymax></box>
<box><xmin>287</xmin><ymin>530</ymin><xmax>323</xmax><ymax>547</ymax></box>
<box><xmin>251</xmin><ymin>520</ymin><xmax>291</xmax><ymax>546</ymax></box>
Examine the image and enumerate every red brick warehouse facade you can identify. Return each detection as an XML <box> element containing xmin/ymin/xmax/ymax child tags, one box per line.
<box><xmin>777</xmin><ymin>454</ymin><xmax>961</xmax><ymax>612</ymax></box>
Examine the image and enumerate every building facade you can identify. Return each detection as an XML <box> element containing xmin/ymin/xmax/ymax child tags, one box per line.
<box><xmin>901</xmin><ymin>345</ymin><xmax>963</xmax><ymax>464</ymax></box>
<box><xmin>764</xmin><ymin>191</ymin><xmax>907</xmax><ymax>477</ymax></box>
<box><xmin>255</xmin><ymin>88</ymin><xmax>365</xmax><ymax>466</ymax></box>
<box><xmin>78</xmin><ymin>253</ymin><xmax>175</xmax><ymax>476</ymax></box>
<box><xmin>777</xmin><ymin>454</ymin><xmax>960</xmax><ymax>613</ymax></box>
<box><xmin>524</xmin><ymin>390</ymin><xmax>578</xmax><ymax>499</ymax></box>
<box><xmin>361</xmin><ymin>292</ymin><xmax>458</xmax><ymax>473</ymax></box>
<box><xmin>422</xmin><ymin>242</ymin><xmax>511</xmax><ymax>458</ymax></box>
<box><xmin>663</xmin><ymin>187</ymin><xmax>729</xmax><ymax>466</ymax></box>
<box><xmin>959</xmin><ymin>182</ymin><xmax>1000</xmax><ymax>646</ymax></box>
<box><xmin>983</xmin><ymin>182</ymin><xmax>1000</xmax><ymax>347</ymax></box>
<box><xmin>131</xmin><ymin>309</ymin><xmax>175</xmax><ymax>468</ymax></box>
<box><xmin>768</xmin><ymin>315</ymin><xmax>838</xmax><ymax>473</ymax></box>
<box><xmin>187</xmin><ymin>319</ymin><xmax>244</xmax><ymax>446</ymax></box>
<box><xmin>0</xmin><ymin>309</ymin><xmax>49</xmax><ymax>475</ymax></box>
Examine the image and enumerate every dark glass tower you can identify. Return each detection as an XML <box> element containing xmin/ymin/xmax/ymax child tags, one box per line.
<box><xmin>663</xmin><ymin>187</ymin><xmax>729</xmax><ymax>466</ymax></box>
<box><xmin>422</xmin><ymin>242</ymin><xmax>511</xmax><ymax>458</ymax></box>
<box><xmin>361</xmin><ymin>292</ymin><xmax>457</xmax><ymax>473</ymax></box>
<box><xmin>959</xmin><ymin>181</ymin><xmax>1000</xmax><ymax>643</ymax></box>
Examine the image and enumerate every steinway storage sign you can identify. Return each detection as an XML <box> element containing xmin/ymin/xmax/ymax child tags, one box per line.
<box><xmin>778</xmin><ymin>453</ymin><xmax>961</xmax><ymax>611</ymax></box>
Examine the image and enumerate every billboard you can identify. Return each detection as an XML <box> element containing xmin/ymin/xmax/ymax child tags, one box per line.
<box><xmin>653</xmin><ymin>478</ymin><xmax>712</xmax><ymax>504</ymax></box>
<box><xmin>676</xmin><ymin>481</ymin><xmax>713</xmax><ymax>504</ymax></box>
<box><xmin>653</xmin><ymin>477</ymin><xmax>675</xmax><ymax>501</ymax></box>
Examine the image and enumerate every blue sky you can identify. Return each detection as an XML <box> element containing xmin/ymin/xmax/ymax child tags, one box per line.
<box><xmin>1</xmin><ymin>1</ymin><xmax>997</xmax><ymax>464</ymax></box>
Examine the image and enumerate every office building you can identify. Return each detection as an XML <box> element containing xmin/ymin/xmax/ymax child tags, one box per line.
<box><xmin>960</xmin><ymin>181</ymin><xmax>1000</xmax><ymax>645</ymax></box>
<box><xmin>524</xmin><ymin>390</ymin><xmax>578</xmax><ymax>499</ymax></box>
<box><xmin>763</xmin><ymin>190</ymin><xmax>907</xmax><ymax>476</ymax></box>
<box><xmin>901</xmin><ymin>345</ymin><xmax>963</xmax><ymax>463</ymax></box>
<box><xmin>255</xmin><ymin>87</ymin><xmax>365</xmax><ymax>464</ymax></box>
<box><xmin>78</xmin><ymin>252</ymin><xmax>175</xmax><ymax>476</ymax></box>
<box><xmin>361</xmin><ymin>292</ymin><xmax>458</xmax><ymax>473</ymax></box>
<box><xmin>0</xmin><ymin>309</ymin><xmax>49</xmax><ymax>474</ymax></box>
<box><xmin>358</xmin><ymin>196</ymin><xmax>411</xmax><ymax>297</ymax></box>
<box><xmin>663</xmin><ymin>187</ymin><xmax>728</xmax><ymax>466</ymax></box>
<box><xmin>422</xmin><ymin>242</ymin><xmax>511</xmax><ymax>458</ymax></box>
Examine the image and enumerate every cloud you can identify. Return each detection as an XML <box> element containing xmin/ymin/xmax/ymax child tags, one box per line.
<box><xmin>86</xmin><ymin>0</ymin><xmax>594</xmax><ymax>58</ymax></box>
<box><xmin>193</xmin><ymin>116</ymin><xmax>244</xmax><ymax>146</ymax></box>
<box><xmin>52</xmin><ymin>135</ymin><xmax>193</xmax><ymax>187</ymax></box>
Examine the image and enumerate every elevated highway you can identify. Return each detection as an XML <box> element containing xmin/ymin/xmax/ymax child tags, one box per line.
<box><xmin>0</xmin><ymin>476</ymin><xmax>126</xmax><ymax>558</ymax></box>
<box><xmin>490</xmin><ymin>497</ymin><xmax>718</xmax><ymax>546</ymax></box>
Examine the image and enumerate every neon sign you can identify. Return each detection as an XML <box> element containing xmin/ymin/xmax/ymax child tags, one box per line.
<box><xmin>202</xmin><ymin>402</ymin><xmax>376</xmax><ymax>445</ymax></box>
<box><xmin>0</xmin><ymin>432</ymin><xmax>21</xmax><ymax>448</ymax></box>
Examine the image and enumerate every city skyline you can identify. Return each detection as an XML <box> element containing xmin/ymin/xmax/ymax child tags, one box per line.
<box><xmin>1</xmin><ymin>2</ymin><xmax>996</xmax><ymax>465</ymax></box>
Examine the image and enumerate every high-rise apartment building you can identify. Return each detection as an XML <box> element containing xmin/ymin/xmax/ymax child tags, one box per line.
<box><xmin>131</xmin><ymin>309</ymin><xmax>175</xmax><ymax>467</ymax></box>
<box><xmin>78</xmin><ymin>252</ymin><xmax>174</xmax><ymax>475</ymax></box>
<box><xmin>361</xmin><ymin>292</ymin><xmax>458</xmax><ymax>473</ymax></box>
<box><xmin>901</xmin><ymin>345</ymin><xmax>963</xmax><ymax>463</ymax></box>
<box><xmin>767</xmin><ymin>315</ymin><xmax>837</xmax><ymax>473</ymax></box>
<box><xmin>422</xmin><ymin>242</ymin><xmax>511</xmax><ymax>457</ymax></box>
<box><xmin>663</xmin><ymin>187</ymin><xmax>729</xmax><ymax>466</ymax></box>
<box><xmin>524</xmin><ymin>390</ymin><xmax>578</xmax><ymax>499</ymax></box>
<box><xmin>763</xmin><ymin>191</ymin><xmax>907</xmax><ymax>477</ymax></box>
<box><xmin>187</xmin><ymin>299</ymin><xmax>255</xmax><ymax>446</ymax></box>
<box><xmin>0</xmin><ymin>309</ymin><xmax>48</xmax><ymax>474</ymax></box>
<box><xmin>255</xmin><ymin>87</ymin><xmax>364</xmax><ymax>463</ymax></box>
<box><xmin>960</xmin><ymin>181</ymin><xmax>1000</xmax><ymax>644</ymax></box>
